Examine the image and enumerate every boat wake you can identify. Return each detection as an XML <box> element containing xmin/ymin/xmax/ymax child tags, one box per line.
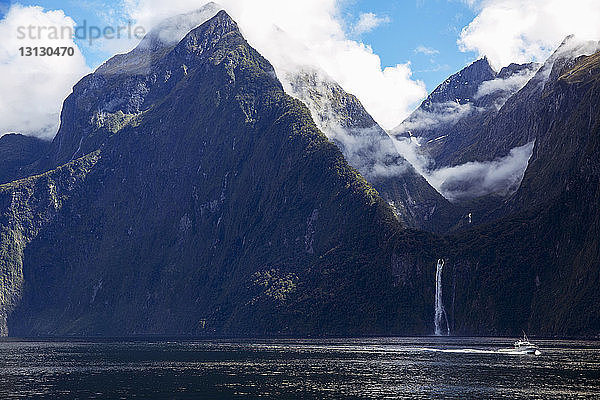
<box><xmin>416</xmin><ymin>347</ymin><xmax>541</xmax><ymax>356</ymax></box>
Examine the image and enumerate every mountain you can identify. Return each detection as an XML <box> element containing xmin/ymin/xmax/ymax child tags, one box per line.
<box><xmin>454</xmin><ymin>36</ymin><xmax>599</xmax><ymax>166</ymax></box>
<box><xmin>393</xmin><ymin>58</ymin><xmax>539</xmax><ymax>168</ymax></box>
<box><xmin>1</xmin><ymin>8</ymin><xmax>599</xmax><ymax>339</ymax></box>
<box><xmin>441</xmin><ymin>49</ymin><xmax>600</xmax><ymax>336</ymax></box>
<box><xmin>0</xmin><ymin>134</ymin><xmax>50</xmax><ymax>185</ymax></box>
<box><xmin>0</xmin><ymin>10</ymin><xmax>443</xmax><ymax>337</ymax></box>
<box><xmin>285</xmin><ymin>69</ymin><xmax>460</xmax><ymax>232</ymax></box>
<box><xmin>444</xmin><ymin>37</ymin><xmax>600</xmax><ymax>220</ymax></box>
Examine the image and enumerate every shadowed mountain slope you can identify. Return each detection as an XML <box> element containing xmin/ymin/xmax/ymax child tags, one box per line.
<box><xmin>0</xmin><ymin>11</ymin><xmax>443</xmax><ymax>337</ymax></box>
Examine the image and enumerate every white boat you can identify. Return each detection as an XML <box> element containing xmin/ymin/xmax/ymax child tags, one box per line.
<box><xmin>499</xmin><ymin>333</ymin><xmax>541</xmax><ymax>355</ymax></box>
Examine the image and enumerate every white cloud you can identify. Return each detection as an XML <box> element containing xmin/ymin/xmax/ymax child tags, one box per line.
<box><xmin>396</xmin><ymin>101</ymin><xmax>477</xmax><ymax>133</ymax></box>
<box><xmin>284</xmin><ymin>68</ymin><xmax>410</xmax><ymax>180</ymax></box>
<box><xmin>414</xmin><ymin>45</ymin><xmax>439</xmax><ymax>56</ymax></box>
<box><xmin>474</xmin><ymin>65</ymin><xmax>538</xmax><ymax>109</ymax></box>
<box><xmin>353</xmin><ymin>12</ymin><xmax>390</xmax><ymax>35</ymax></box>
<box><xmin>123</xmin><ymin>0</ymin><xmax>427</xmax><ymax>130</ymax></box>
<box><xmin>0</xmin><ymin>4</ymin><xmax>90</xmax><ymax>139</ymax></box>
<box><xmin>427</xmin><ymin>141</ymin><xmax>534</xmax><ymax>201</ymax></box>
<box><xmin>392</xmin><ymin>135</ymin><xmax>534</xmax><ymax>201</ymax></box>
<box><xmin>475</xmin><ymin>69</ymin><xmax>535</xmax><ymax>99</ymax></box>
<box><xmin>458</xmin><ymin>0</ymin><xmax>600</xmax><ymax>69</ymax></box>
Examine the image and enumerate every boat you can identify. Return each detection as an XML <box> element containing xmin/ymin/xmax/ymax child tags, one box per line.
<box><xmin>499</xmin><ymin>332</ymin><xmax>541</xmax><ymax>355</ymax></box>
<box><xmin>513</xmin><ymin>333</ymin><xmax>541</xmax><ymax>354</ymax></box>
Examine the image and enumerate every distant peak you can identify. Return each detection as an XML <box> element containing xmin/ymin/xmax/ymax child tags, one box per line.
<box><xmin>212</xmin><ymin>9</ymin><xmax>236</xmax><ymax>25</ymax></box>
<box><xmin>560</xmin><ymin>34</ymin><xmax>577</xmax><ymax>46</ymax></box>
<box><xmin>179</xmin><ymin>9</ymin><xmax>239</xmax><ymax>44</ymax></box>
<box><xmin>136</xmin><ymin>3</ymin><xmax>224</xmax><ymax>51</ymax></box>
<box><xmin>551</xmin><ymin>35</ymin><xmax>600</xmax><ymax>60</ymax></box>
<box><xmin>469</xmin><ymin>57</ymin><xmax>494</xmax><ymax>72</ymax></box>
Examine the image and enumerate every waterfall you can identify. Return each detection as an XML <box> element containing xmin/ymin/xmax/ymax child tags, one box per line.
<box><xmin>434</xmin><ymin>259</ymin><xmax>450</xmax><ymax>336</ymax></box>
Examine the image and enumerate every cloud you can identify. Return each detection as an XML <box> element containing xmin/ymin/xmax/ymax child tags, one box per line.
<box><xmin>353</xmin><ymin>12</ymin><xmax>390</xmax><ymax>35</ymax></box>
<box><xmin>474</xmin><ymin>65</ymin><xmax>538</xmax><ymax>109</ymax></box>
<box><xmin>427</xmin><ymin>141</ymin><xmax>534</xmax><ymax>201</ymax></box>
<box><xmin>475</xmin><ymin>69</ymin><xmax>534</xmax><ymax>99</ymax></box>
<box><xmin>285</xmin><ymin>68</ymin><xmax>409</xmax><ymax>180</ymax></box>
<box><xmin>396</xmin><ymin>101</ymin><xmax>477</xmax><ymax>133</ymax></box>
<box><xmin>0</xmin><ymin>4</ymin><xmax>90</xmax><ymax>139</ymax></box>
<box><xmin>328</xmin><ymin>124</ymin><xmax>409</xmax><ymax>179</ymax></box>
<box><xmin>123</xmin><ymin>0</ymin><xmax>427</xmax><ymax>130</ymax></box>
<box><xmin>458</xmin><ymin>0</ymin><xmax>600</xmax><ymax>69</ymax></box>
<box><xmin>392</xmin><ymin>136</ymin><xmax>534</xmax><ymax>201</ymax></box>
<box><xmin>414</xmin><ymin>45</ymin><xmax>439</xmax><ymax>56</ymax></box>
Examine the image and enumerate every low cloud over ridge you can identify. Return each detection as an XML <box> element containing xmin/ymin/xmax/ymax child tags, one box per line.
<box><xmin>0</xmin><ymin>4</ymin><xmax>90</xmax><ymax>139</ymax></box>
<box><xmin>459</xmin><ymin>0</ymin><xmax>600</xmax><ymax>69</ymax></box>
<box><xmin>124</xmin><ymin>0</ymin><xmax>427</xmax><ymax>130</ymax></box>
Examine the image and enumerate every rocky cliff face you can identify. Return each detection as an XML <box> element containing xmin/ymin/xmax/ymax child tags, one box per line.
<box><xmin>285</xmin><ymin>69</ymin><xmax>460</xmax><ymax>233</ymax></box>
<box><xmin>0</xmin><ymin>134</ymin><xmax>50</xmax><ymax>185</ymax></box>
<box><xmin>393</xmin><ymin>58</ymin><xmax>539</xmax><ymax>168</ymax></box>
<box><xmin>0</xmin><ymin>11</ymin><xmax>442</xmax><ymax>337</ymax></box>
<box><xmin>0</xmin><ymin>153</ymin><xmax>100</xmax><ymax>335</ymax></box>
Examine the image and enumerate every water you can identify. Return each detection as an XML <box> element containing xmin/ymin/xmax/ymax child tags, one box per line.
<box><xmin>1</xmin><ymin>337</ymin><xmax>599</xmax><ymax>399</ymax></box>
<box><xmin>434</xmin><ymin>258</ymin><xmax>450</xmax><ymax>336</ymax></box>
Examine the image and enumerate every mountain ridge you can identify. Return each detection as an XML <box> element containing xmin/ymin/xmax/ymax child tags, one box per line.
<box><xmin>0</xmin><ymin>10</ymin><xmax>599</xmax><ymax>338</ymax></box>
<box><xmin>0</xmin><ymin>10</ymin><xmax>443</xmax><ymax>337</ymax></box>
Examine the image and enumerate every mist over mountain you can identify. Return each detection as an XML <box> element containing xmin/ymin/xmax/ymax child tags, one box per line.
<box><xmin>0</xmin><ymin>8</ymin><xmax>599</xmax><ymax>338</ymax></box>
<box><xmin>0</xmin><ymin>10</ymin><xmax>441</xmax><ymax>337</ymax></box>
<box><xmin>391</xmin><ymin>58</ymin><xmax>540</xmax><ymax>202</ymax></box>
<box><xmin>445</xmin><ymin>49</ymin><xmax>600</xmax><ymax>335</ymax></box>
<box><xmin>284</xmin><ymin>68</ymin><xmax>460</xmax><ymax>232</ymax></box>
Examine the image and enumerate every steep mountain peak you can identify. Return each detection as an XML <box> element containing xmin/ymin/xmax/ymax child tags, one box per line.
<box><xmin>555</xmin><ymin>34</ymin><xmax>599</xmax><ymax>56</ymax></box>
<box><xmin>138</xmin><ymin>3</ymin><xmax>223</xmax><ymax>51</ymax></box>
<box><xmin>532</xmin><ymin>35</ymin><xmax>600</xmax><ymax>87</ymax></box>
<box><xmin>95</xmin><ymin>4</ymin><xmax>225</xmax><ymax>76</ymax></box>
<box><xmin>497</xmin><ymin>62</ymin><xmax>540</xmax><ymax>79</ymax></box>
<box><xmin>286</xmin><ymin>68</ymin><xmax>380</xmax><ymax>132</ymax></box>
<box><xmin>47</xmin><ymin>10</ymin><xmax>252</xmax><ymax>168</ymax></box>
<box><xmin>170</xmin><ymin>9</ymin><xmax>240</xmax><ymax>61</ymax></box>
<box><xmin>419</xmin><ymin>57</ymin><xmax>496</xmax><ymax>112</ymax></box>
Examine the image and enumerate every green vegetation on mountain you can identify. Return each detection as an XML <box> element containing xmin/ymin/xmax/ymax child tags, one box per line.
<box><xmin>0</xmin><ymin>134</ymin><xmax>50</xmax><ymax>185</ymax></box>
<box><xmin>0</xmin><ymin>11</ymin><xmax>443</xmax><ymax>337</ymax></box>
<box><xmin>0</xmin><ymin>151</ymin><xmax>100</xmax><ymax>334</ymax></box>
<box><xmin>0</xmin><ymin>10</ymin><xmax>598</xmax><ymax>338</ymax></box>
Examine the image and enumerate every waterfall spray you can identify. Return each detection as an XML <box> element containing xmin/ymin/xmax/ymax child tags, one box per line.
<box><xmin>434</xmin><ymin>259</ymin><xmax>450</xmax><ymax>336</ymax></box>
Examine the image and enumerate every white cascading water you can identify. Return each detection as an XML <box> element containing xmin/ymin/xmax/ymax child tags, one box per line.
<box><xmin>434</xmin><ymin>259</ymin><xmax>450</xmax><ymax>336</ymax></box>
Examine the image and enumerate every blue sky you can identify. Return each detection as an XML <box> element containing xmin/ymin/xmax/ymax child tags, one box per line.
<box><xmin>4</xmin><ymin>0</ymin><xmax>596</xmax><ymax>136</ymax></box>
<box><xmin>344</xmin><ymin>0</ymin><xmax>478</xmax><ymax>91</ymax></box>
<box><xmin>5</xmin><ymin>0</ymin><xmax>479</xmax><ymax>92</ymax></box>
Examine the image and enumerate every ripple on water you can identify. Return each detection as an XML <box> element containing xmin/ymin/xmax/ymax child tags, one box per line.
<box><xmin>0</xmin><ymin>337</ymin><xmax>599</xmax><ymax>399</ymax></box>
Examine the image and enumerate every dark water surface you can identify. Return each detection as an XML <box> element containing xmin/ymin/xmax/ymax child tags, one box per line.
<box><xmin>1</xmin><ymin>337</ymin><xmax>599</xmax><ymax>399</ymax></box>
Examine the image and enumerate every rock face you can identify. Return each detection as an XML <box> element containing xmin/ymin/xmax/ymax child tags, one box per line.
<box><xmin>285</xmin><ymin>69</ymin><xmax>459</xmax><ymax>233</ymax></box>
<box><xmin>444</xmin><ymin>49</ymin><xmax>600</xmax><ymax>336</ymax></box>
<box><xmin>0</xmin><ymin>134</ymin><xmax>50</xmax><ymax>185</ymax></box>
<box><xmin>393</xmin><ymin>58</ymin><xmax>539</xmax><ymax>168</ymax></box>
<box><xmin>0</xmin><ymin>11</ymin><xmax>442</xmax><ymax>337</ymax></box>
